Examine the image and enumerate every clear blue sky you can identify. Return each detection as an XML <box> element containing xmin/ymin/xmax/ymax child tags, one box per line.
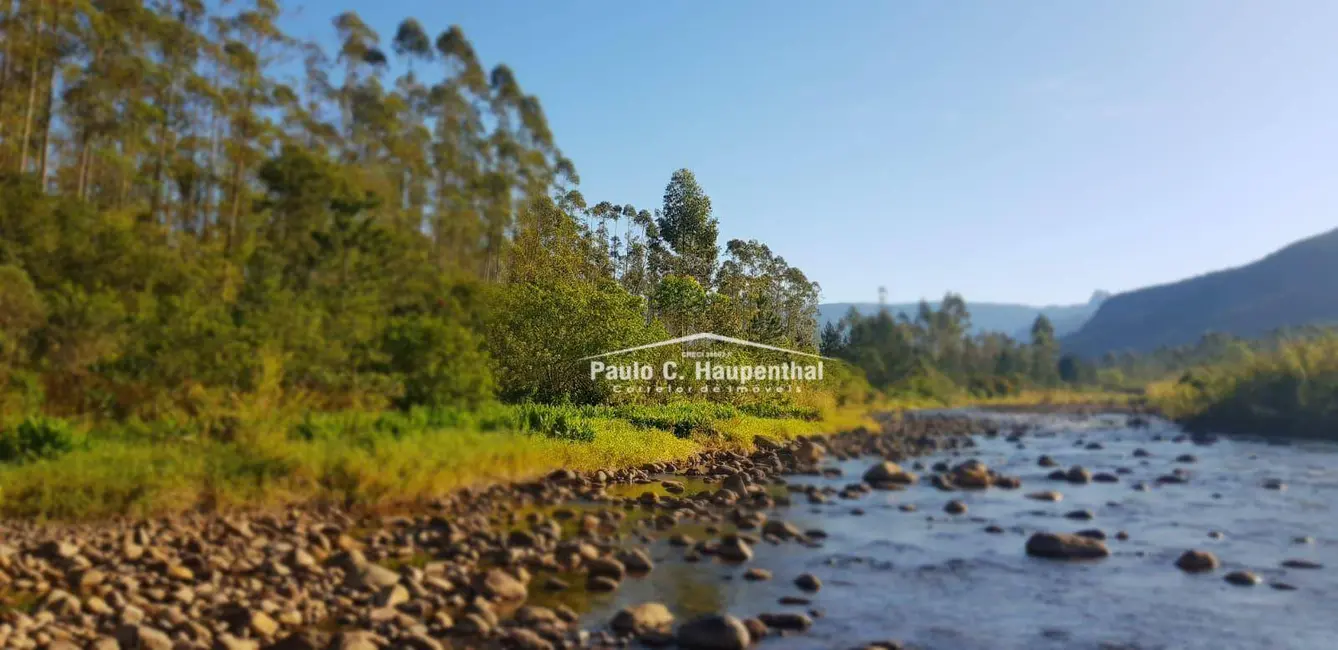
<box><xmin>281</xmin><ymin>0</ymin><xmax>1338</xmax><ymax>306</ymax></box>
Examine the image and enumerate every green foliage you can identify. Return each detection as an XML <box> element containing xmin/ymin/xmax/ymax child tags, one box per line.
<box><xmin>515</xmin><ymin>404</ymin><xmax>597</xmax><ymax>443</ymax></box>
<box><xmin>652</xmin><ymin>275</ymin><xmax>707</xmax><ymax>336</ymax></box>
<box><xmin>0</xmin><ymin>417</ymin><xmax>80</xmax><ymax>464</ymax></box>
<box><xmin>382</xmin><ymin>314</ymin><xmax>494</xmax><ymax>409</ymax></box>
<box><xmin>1148</xmin><ymin>334</ymin><xmax>1338</xmax><ymax>438</ymax></box>
<box><xmin>822</xmin><ymin>294</ymin><xmax>1070</xmax><ymax>400</ymax></box>
<box><xmin>0</xmin><ymin>265</ymin><xmax>45</xmax><ymax>363</ymax></box>
<box><xmin>657</xmin><ymin>169</ymin><xmax>719</xmax><ymax>288</ymax></box>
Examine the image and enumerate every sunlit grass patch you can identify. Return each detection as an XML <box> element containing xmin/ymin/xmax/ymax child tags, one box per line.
<box><xmin>0</xmin><ymin>400</ymin><xmax>872</xmax><ymax>520</ymax></box>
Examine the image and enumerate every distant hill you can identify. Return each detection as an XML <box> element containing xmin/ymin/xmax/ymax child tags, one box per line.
<box><xmin>820</xmin><ymin>291</ymin><xmax>1108</xmax><ymax>339</ymax></box>
<box><xmin>1063</xmin><ymin>227</ymin><xmax>1338</xmax><ymax>357</ymax></box>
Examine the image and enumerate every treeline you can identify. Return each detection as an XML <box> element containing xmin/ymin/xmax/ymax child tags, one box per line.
<box><xmin>819</xmin><ymin>294</ymin><xmax>1079</xmax><ymax>399</ymax></box>
<box><xmin>1088</xmin><ymin>326</ymin><xmax>1338</xmax><ymax>388</ymax></box>
<box><xmin>0</xmin><ymin>1</ymin><xmax>827</xmax><ymax>422</ymax></box>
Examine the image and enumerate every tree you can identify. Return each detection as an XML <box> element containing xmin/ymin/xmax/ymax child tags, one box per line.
<box><xmin>657</xmin><ymin>169</ymin><xmax>718</xmax><ymax>289</ymax></box>
<box><xmin>1030</xmin><ymin>314</ymin><xmax>1059</xmax><ymax>384</ymax></box>
<box><xmin>653</xmin><ymin>275</ymin><xmax>707</xmax><ymax>337</ymax></box>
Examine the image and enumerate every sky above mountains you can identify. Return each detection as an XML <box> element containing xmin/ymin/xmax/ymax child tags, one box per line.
<box><xmin>284</xmin><ymin>1</ymin><xmax>1338</xmax><ymax>306</ymax></box>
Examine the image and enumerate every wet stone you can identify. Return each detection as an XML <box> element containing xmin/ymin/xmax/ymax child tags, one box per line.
<box><xmin>1175</xmin><ymin>550</ymin><xmax>1220</xmax><ymax>573</ymax></box>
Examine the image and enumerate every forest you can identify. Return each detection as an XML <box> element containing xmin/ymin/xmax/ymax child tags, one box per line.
<box><xmin>0</xmin><ymin>1</ymin><xmax>836</xmax><ymax>419</ymax></box>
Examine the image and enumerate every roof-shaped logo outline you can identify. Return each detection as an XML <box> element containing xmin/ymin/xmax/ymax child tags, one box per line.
<box><xmin>579</xmin><ymin>332</ymin><xmax>833</xmax><ymax>361</ymax></box>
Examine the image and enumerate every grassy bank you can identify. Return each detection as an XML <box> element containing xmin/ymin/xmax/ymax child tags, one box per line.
<box><xmin>0</xmin><ymin>398</ymin><xmax>878</xmax><ymax>521</ymax></box>
<box><xmin>0</xmin><ymin>386</ymin><xmax>1137</xmax><ymax>522</ymax></box>
<box><xmin>1146</xmin><ymin>336</ymin><xmax>1338</xmax><ymax>438</ymax></box>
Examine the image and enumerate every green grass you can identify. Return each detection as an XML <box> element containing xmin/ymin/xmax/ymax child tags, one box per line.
<box><xmin>0</xmin><ymin>399</ymin><xmax>876</xmax><ymax>521</ymax></box>
<box><xmin>0</xmin><ymin>380</ymin><xmax>1143</xmax><ymax>521</ymax></box>
<box><xmin>1146</xmin><ymin>335</ymin><xmax>1338</xmax><ymax>437</ymax></box>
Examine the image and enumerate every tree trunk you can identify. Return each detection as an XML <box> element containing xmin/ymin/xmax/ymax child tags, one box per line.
<box><xmin>203</xmin><ymin>114</ymin><xmax>220</xmax><ymax>241</ymax></box>
<box><xmin>226</xmin><ymin>160</ymin><xmax>244</xmax><ymax>253</ymax></box>
<box><xmin>37</xmin><ymin>53</ymin><xmax>56</xmax><ymax>187</ymax></box>
<box><xmin>17</xmin><ymin>4</ymin><xmax>42</xmax><ymax>173</ymax></box>
<box><xmin>150</xmin><ymin>89</ymin><xmax>174</xmax><ymax>223</ymax></box>
<box><xmin>0</xmin><ymin>0</ymin><xmax>16</xmax><ymax>164</ymax></box>
<box><xmin>75</xmin><ymin>133</ymin><xmax>91</xmax><ymax>200</ymax></box>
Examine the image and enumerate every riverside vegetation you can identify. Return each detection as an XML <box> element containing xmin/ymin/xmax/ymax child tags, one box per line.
<box><xmin>0</xmin><ymin>3</ymin><xmax>1124</xmax><ymax>521</ymax></box>
<box><xmin>1146</xmin><ymin>333</ymin><xmax>1338</xmax><ymax>439</ymax></box>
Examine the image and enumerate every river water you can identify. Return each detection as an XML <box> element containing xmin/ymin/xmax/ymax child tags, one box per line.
<box><xmin>571</xmin><ymin>411</ymin><xmax>1338</xmax><ymax>650</ymax></box>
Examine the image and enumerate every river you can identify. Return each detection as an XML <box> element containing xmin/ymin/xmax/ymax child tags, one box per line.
<box><xmin>567</xmin><ymin>411</ymin><xmax>1338</xmax><ymax>649</ymax></box>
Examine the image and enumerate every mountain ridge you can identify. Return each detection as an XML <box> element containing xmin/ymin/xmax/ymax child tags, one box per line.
<box><xmin>1062</xmin><ymin>226</ymin><xmax>1338</xmax><ymax>357</ymax></box>
<box><xmin>820</xmin><ymin>292</ymin><xmax>1107</xmax><ymax>340</ymax></box>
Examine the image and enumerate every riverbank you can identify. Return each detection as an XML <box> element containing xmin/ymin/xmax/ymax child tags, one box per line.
<box><xmin>0</xmin><ymin>401</ymin><xmax>879</xmax><ymax>521</ymax></box>
<box><xmin>0</xmin><ymin>390</ymin><xmax>1132</xmax><ymax>522</ymax></box>
<box><xmin>0</xmin><ymin>411</ymin><xmax>988</xmax><ymax>649</ymax></box>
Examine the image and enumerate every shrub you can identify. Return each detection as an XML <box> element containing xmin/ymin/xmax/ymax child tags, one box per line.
<box><xmin>0</xmin><ymin>417</ymin><xmax>80</xmax><ymax>464</ymax></box>
<box><xmin>382</xmin><ymin>314</ymin><xmax>496</xmax><ymax>409</ymax></box>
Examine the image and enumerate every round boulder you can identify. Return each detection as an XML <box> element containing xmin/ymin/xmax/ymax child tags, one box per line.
<box><xmin>863</xmin><ymin>462</ymin><xmax>917</xmax><ymax>487</ymax></box>
<box><xmin>611</xmin><ymin>602</ymin><xmax>674</xmax><ymax>638</ymax></box>
<box><xmin>1175</xmin><ymin>550</ymin><xmax>1220</xmax><ymax>573</ymax></box>
<box><xmin>1025</xmin><ymin>532</ymin><xmax>1110</xmax><ymax>560</ymax></box>
<box><xmin>676</xmin><ymin>614</ymin><xmax>752</xmax><ymax>650</ymax></box>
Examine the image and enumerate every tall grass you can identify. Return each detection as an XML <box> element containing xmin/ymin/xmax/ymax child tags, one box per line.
<box><xmin>1147</xmin><ymin>335</ymin><xmax>1338</xmax><ymax>437</ymax></box>
<box><xmin>0</xmin><ymin>398</ymin><xmax>875</xmax><ymax>520</ymax></box>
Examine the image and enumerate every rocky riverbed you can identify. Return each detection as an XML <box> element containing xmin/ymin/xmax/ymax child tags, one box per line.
<box><xmin>2</xmin><ymin>409</ymin><xmax>1335</xmax><ymax>650</ymax></box>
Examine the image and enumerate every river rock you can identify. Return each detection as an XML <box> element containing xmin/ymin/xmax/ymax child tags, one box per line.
<box><xmin>795</xmin><ymin>440</ymin><xmax>826</xmax><ymax>464</ymax></box>
<box><xmin>744</xmin><ymin>568</ymin><xmax>772</xmax><ymax>581</ymax></box>
<box><xmin>1065</xmin><ymin>466</ymin><xmax>1091</xmax><ymax>484</ymax></box>
<box><xmin>617</xmin><ymin>548</ymin><xmax>654</xmax><ymax>574</ymax></box>
<box><xmin>587</xmin><ymin>575</ymin><xmax>620</xmax><ymax>592</ymax></box>
<box><xmin>944</xmin><ymin>500</ymin><xmax>967</xmax><ymax>515</ymax></box>
<box><xmin>794</xmin><ymin>573</ymin><xmax>821</xmax><ymax>592</ymax></box>
<box><xmin>1026</xmin><ymin>490</ymin><xmax>1063</xmax><ymax>502</ymax></box>
<box><xmin>676</xmin><ymin>614</ymin><xmax>752</xmax><ymax>650</ymax></box>
<box><xmin>115</xmin><ymin>625</ymin><xmax>174</xmax><ymax>650</ymax></box>
<box><xmin>1281</xmin><ymin>559</ymin><xmax>1323</xmax><ymax>569</ymax></box>
<box><xmin>477</xmin><ymin>568</ymin><xmax>527</xmax><ymax>602</ymax></box>
<box><xmin>949</xmin><ymin>460</ymin><xmax>992</xmax><ymax>489</ymax></box>
<box><xmin>722</xmin><ymin>473</ymin><xmax>750</xmax><ymax>497</ymax></box>
<box><xmin>862</xmin><ymin>462</ymin><xmax>917</xmax><ymax>486</ymax></box>
<box><xmin>717</xmin><ymin>536</ymin><xmax>753</xmax><ymax>562</ymax></box>
<box><xmin>1175</xmin><ymin>550</ymin><xmax>1220</xmax><ymax>573</ymax></box>
<box><xmin>762</xmin><ymin>519</ymin><xmax>802</xmax><ymax>540</ymax></box>
<box><xmin>1025</xmin><ymin>532</ymin><xmax>1110</xmax><ymax>560</ymax></box>
<box><xmin>1224</xmin><ymin>570</ymin><xmax>1262</xmax><ymax>586</ymax></box>
<box><xmin>1075</xmin><ymin>529</ymin><xmax>1106</xmax><ymax>541</ymax></box>
<box><xmin>506</xmin><ymin>628</ymin><xmax>554</xmax><ymax>650</ymax></box>
<box><xmin>587</xmin><ymin>557</ymin><xmax>626</xmax><ymax>581</ymax></box>
<box><xmin>346</xmin><ymin>563</ymin><xmax>401</xmax><ymax>591</ymax></box>
<box><xmin>758</xmin><ymin>612</ymin><xmax>813</xmax><ymax>632</ymax></box>
<box><xmin>611</xmin><ymin>602</ymin><xmax>674</xmax><ymax>637</ymax></box>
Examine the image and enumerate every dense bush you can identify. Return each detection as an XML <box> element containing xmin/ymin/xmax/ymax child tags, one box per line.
<box><xmin>0</xmin><ymin>417</ymin><xmax>80</xmax><ymax>464</ymax></box>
